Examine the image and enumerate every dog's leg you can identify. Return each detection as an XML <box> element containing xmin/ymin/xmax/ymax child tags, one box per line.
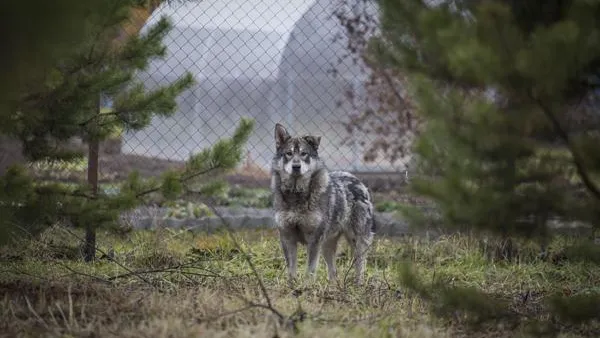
<box><xmin>306</xmin><ymin>236</ymin><xmax>323</xmax><ymax>280</ymax></box>
<box><xmin>352</xmin><ymin>233</ymin><xmax>373</xmax><ymax>285</ymax></box>
<box><xmin>280</xmin><ymin>233</ymin><xmax>298</xmax><ymax>283</ymax></box>
<box><xmin>322</xmin><ymin>234</ymin><xmax>341</xmax><ymax>282</ymax></box>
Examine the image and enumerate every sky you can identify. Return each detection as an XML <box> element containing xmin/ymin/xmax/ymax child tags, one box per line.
<box><xmin>146</xmin><ymin>0</ymin><xmax>316</xmax><ymax>33</ymax></box>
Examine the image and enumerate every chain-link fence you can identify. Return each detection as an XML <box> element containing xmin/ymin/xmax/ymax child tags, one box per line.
<box><xmin>15</xmin><ymin>0</ymin><xmax>413</xmax><ymax>196</ymax></box>
<box><xmin>99</xmin><ymin>0</ymin><xmax>407</xmax><ymax>189</ymax></box>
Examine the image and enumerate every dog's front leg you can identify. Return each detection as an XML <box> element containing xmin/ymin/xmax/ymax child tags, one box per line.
<box><xmin>322</xmin><ymin>234</ymin><xmax>341</xmax><ymax>282</ymax></box>
<box><xmin>279</xmin><ymin>232</ymin><xmax>297</xmax><ymax>282</ymax></box>
<box><xmin>306</xmin><ymin>235</ymin><xmax>323</xmax><ymax>280</ymax></box>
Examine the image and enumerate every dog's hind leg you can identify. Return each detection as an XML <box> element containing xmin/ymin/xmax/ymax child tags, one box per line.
<box><xmin>322</xmin><ymin>234</ymin><xmax>341</xmax><ymax>282</ymax></box>
<box><xmin>349</xmin><ymin>208</ymin><xmax>375</xmax><ymax>285</ymax></box>
<box><xmin>352</xmin><ymin>233</ymin><xmax>373</xmax><ymax>285</ymax></box>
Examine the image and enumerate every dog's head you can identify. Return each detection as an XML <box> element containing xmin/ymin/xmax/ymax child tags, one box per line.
<box><xmin>272</xmin><ymin>123</ymin><xmax>322</xmax><ymax>178</ymax></box>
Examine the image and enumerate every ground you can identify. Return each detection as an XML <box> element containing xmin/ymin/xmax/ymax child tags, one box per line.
<box><xmin>1</xmin><ymin>225</ymin><xmax>599</xmax><ymax>337</ymax></box>
<box><xmin>5</xmin><ymin>153</ymin><xmax>598</xmax><ymax>337</ymax></box>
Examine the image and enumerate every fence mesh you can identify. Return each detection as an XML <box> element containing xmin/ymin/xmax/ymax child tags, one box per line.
<box><xmin>27</xmin><ymin>0</ymin><xmax>413</xmax><ymax>194</ymax></box>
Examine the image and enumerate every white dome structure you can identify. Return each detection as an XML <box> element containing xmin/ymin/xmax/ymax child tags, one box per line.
<box><xmin>122</xmin><ymin>0</ymin><xmax>394</xmax><ymax>171</ymax></box>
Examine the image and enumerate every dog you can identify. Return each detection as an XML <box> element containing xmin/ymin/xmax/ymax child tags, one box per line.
<box><xmin>270</xmin><ymin>123</ymin><xmax>376</xmax><ymax>285</ymax></box>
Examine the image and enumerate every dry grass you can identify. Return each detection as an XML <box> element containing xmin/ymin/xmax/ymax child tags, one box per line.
<box><xmin>0</xmin><ymin>225</ymin><xmax>599</xmax><ymax>338</ymax></box>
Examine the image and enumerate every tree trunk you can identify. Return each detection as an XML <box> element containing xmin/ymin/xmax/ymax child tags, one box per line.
<box><xmin>84</xmin><ymin>98</ymin><xmax>101</xmax><ymax>263</ymax></box>
<box><xmin>81</xmin><ymin>2</ymin><xmax>163</xmax><ymax>262</ymax></box>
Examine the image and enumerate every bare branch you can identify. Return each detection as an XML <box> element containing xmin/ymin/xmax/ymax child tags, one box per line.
<box><xmin>60</xmin><ymin>227</ymin><xmax>155</xmax><ymax>287</ymax></box>
<box><xmin>202</xmin><ymin>201</ymin><xmax>285</xmax><ymax>322</ymax></box>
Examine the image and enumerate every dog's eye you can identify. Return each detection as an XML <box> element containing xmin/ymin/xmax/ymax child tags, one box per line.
<box><xmin>285</xmin><ymin>151</ymin><xmax>293</xmax><ymax>157</ymax></box>
<box><xmin>300</xmin><ymin>152</ymin><xmax>308</xmax><ymax>157</ymax></box>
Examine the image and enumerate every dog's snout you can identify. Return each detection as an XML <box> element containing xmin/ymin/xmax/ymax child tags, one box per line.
<box><xmin>292</xmin><ymin>163</ymin><xmax>301</xmax><ymax>172</ymax></box>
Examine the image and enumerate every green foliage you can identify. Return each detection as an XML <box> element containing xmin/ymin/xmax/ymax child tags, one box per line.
<box><xmin>561</xmin><ymin>240</ymin><xmax>600</xmax><ymax>264</ymax></box>
<box><xmin>1</xmin><ymin>120</ymin><xmax>254</xmax><ymax>242</ymax></box>
<box><xmin>185</xmin><ymin>118</ymin><xmax>255</xmax><ymax>177</ymax></box>
<box><xmin>6</xmin><ymin>0</ymin><xmax>195</xmax><ymax>161</ymax></box>
<box><xmin>548</xmin><ymin>291</ymin><xmax>600</xmax><ymax>324</ymax></box>
<box><xmin>195</xmin><ymin>180</ymin><xmax>228</xmax><ymax>197</ymax></box>
<box><xmin>373</xmin><ymin>0</ymin><xmax>600</xmax><ymax>237</ymax></box>
<box><xmin>3</xmin><ymin>228</ymin><xmax>600</xmax><ymax>336</ymax></box>
<box><xmin>0</xmin><ymin>0</ymin><xmax>254</xmax><ymax>246</ymax></box>
<box><xmin>372</xmin><ymin>0</ymin><xmax>600</xmax><ymax>328</ymax></box>
<box><xmin>164</xmin><ymin>201</ymin><xmax>213</xmax><ymax>219</ymax></box>
<box><xmin>0</xmin><ymin>0</ymin><xmax>110</xmax><ymax>117</ymax></box>
<box><xmin>160</xmin><ymin>171</ymin><xmax>183</xmax><ymax>200</ymax></box>
<box><xmin>397</xmin><ymin>260</ymin><xmax>509</xmax><ymax>325</ymax></box>
<box><xmin>374</xmin><ymin>200</ymin><xmax>404</xmax><ymax>213</ymax></box>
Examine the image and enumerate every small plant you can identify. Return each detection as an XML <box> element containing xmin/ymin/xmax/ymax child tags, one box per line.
<box><xmin>31</xmin><ymin>157</ymin><xmax>88</xmax><ymax>173</ymax></box>
<box><xmin>190</xmin><ymin>231</ymin><xmax>240</xmax><ymax>258</ymax></box>
<box><xmin>375</xmin><ymin>200</ymin><xmax>405</xmax><ymax>213</ymax></box>
<box><xmin>2</xmin><ymin>228</ymin><xmax>600</xmax><ymax>336</ymax></box>
<box><xmin>164</xmin><ymin>200</ymin><xmax>214</xmax><ymax>219</ymax></box>
<box><xmin>219</xmin><ymin>186</ymin><xmax>272</xmax><ymax>208</ymax></box>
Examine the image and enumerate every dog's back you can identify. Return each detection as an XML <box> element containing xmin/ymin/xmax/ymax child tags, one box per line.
<box><xmin>325</xmin><ymin>170</ymin><xmax>376</xmax><ymax>239</ymax></box>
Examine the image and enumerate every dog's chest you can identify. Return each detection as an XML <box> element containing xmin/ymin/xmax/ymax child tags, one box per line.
<box><xmin>275</xmin><ymin>209</ymin><xmax>322</xmax><ymax>233</ymax></box>
<box><xmin>272</xmin><ymin>172</ymin><xmax>331</xmax><ymax>232</ymax></box>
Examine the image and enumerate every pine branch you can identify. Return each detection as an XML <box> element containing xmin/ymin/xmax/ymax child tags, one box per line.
<box><xmin>34</xmin><ymin>187</ymin><xmax>95</xmax><ymax>200</ymax></box>
<box><xmin>133</xmin><ymin>166</ymin><xmax>218</xmax><ymax>198</ymax></box>
<box><xmin>532</xmin><ymin>95</ymin><xmax>600</xmax><ymax>201</ymax></box>
<box><xmin>78</xmin><ymin>111</ymin><xmax>120</xmax><ymax>128</ymax></box>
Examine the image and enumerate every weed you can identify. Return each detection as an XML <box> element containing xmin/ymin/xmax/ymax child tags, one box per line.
<box><xmin>1</xmin><ymin>225</ymin><xmax>599</xmax><ymax>337</ymax></box>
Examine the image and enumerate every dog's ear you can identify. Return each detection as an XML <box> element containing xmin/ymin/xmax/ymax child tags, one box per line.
<box><xmin>274</xmin><ymin>123</ymin><xmax>290</xmax><ymax>149</ymax></box>
<box><xmin>303</xmin><ymin>135</ymin><xmax>321</xmax><ymax>151</ymax></box>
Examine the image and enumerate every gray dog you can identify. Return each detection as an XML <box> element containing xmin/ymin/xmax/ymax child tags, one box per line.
<box><xmin>270</xmin><ymin>123</ymin><xmax>376</xmax><ymax>285</ymax></box>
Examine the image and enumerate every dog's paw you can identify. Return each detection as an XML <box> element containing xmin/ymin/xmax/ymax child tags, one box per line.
<box><xmin>286</xmin><ymin>276</ymin><xmax>298</xmax><ymax>289</ymax></box>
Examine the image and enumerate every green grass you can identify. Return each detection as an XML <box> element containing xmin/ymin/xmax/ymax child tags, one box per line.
<box><xmin>375</xmin><ymin>199</ymin><xmax>406</xmax><ymax>213</ymax></box>
<box><xmin>1</xmin><ymin>225</ymin><xmax>599</xmax><ymax>337</ymax></box>
<box><xmin>31</xmin><ymin>157</ymin><xmax>88</xmax><ymax>173</ymax></box>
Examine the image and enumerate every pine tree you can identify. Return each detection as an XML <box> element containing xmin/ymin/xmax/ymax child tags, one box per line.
<box><xmin>0</xmin><ymin>0</ymin><xmax>109</xmax><ymax>115</ymax></box>
<box><xmin>368</xmin><ymin>0</ymin><xmax>600</xmax><ymax>326</ymax></box>
<box><xmin>0</xmin><ymin>0</ymin><xmax>113</xmax><ymax>176</ymax></box>
<box><xmin>0</xmin><ymin>0</ymin><xmax>255</xmax><ymax>259</ymax></box>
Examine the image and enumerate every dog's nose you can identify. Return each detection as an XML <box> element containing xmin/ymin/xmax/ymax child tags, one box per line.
<box><xmin>292</xmin><ymin>164</ymin><xmax>301</xmax><ymax>172</ymax></box>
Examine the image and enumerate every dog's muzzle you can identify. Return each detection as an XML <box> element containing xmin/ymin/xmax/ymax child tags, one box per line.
<box><xmin>292</xmin><ymin>163</ymin><xmax>301</xmax><ymax>174</ymax></box>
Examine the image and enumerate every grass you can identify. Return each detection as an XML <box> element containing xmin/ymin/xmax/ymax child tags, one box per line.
<box><xmin>1</xmin><ymin>225</ymin><xmax>600</xmax><ymax>337</ymax></box>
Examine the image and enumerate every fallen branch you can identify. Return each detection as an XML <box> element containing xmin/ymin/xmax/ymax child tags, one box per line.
<box><xmin>61</xmin><ymin>227</ymin><xmax>155</xmax><ymax>288</ymax></box>
<box><xmin>202</xmin><ymin>200</ymin><xmax>286</xmax><ymax>322</ymax></box>
<box><xmin>106</xmin><ymin>261</ymin><xmax>224</xmax><ymax>281</ymax></box>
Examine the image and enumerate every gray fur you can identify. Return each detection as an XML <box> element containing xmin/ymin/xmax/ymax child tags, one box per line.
<box><xmin>271</xmin><ymin>123</ymin><xmax>375</xmax><ymax>285</ymax></box>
